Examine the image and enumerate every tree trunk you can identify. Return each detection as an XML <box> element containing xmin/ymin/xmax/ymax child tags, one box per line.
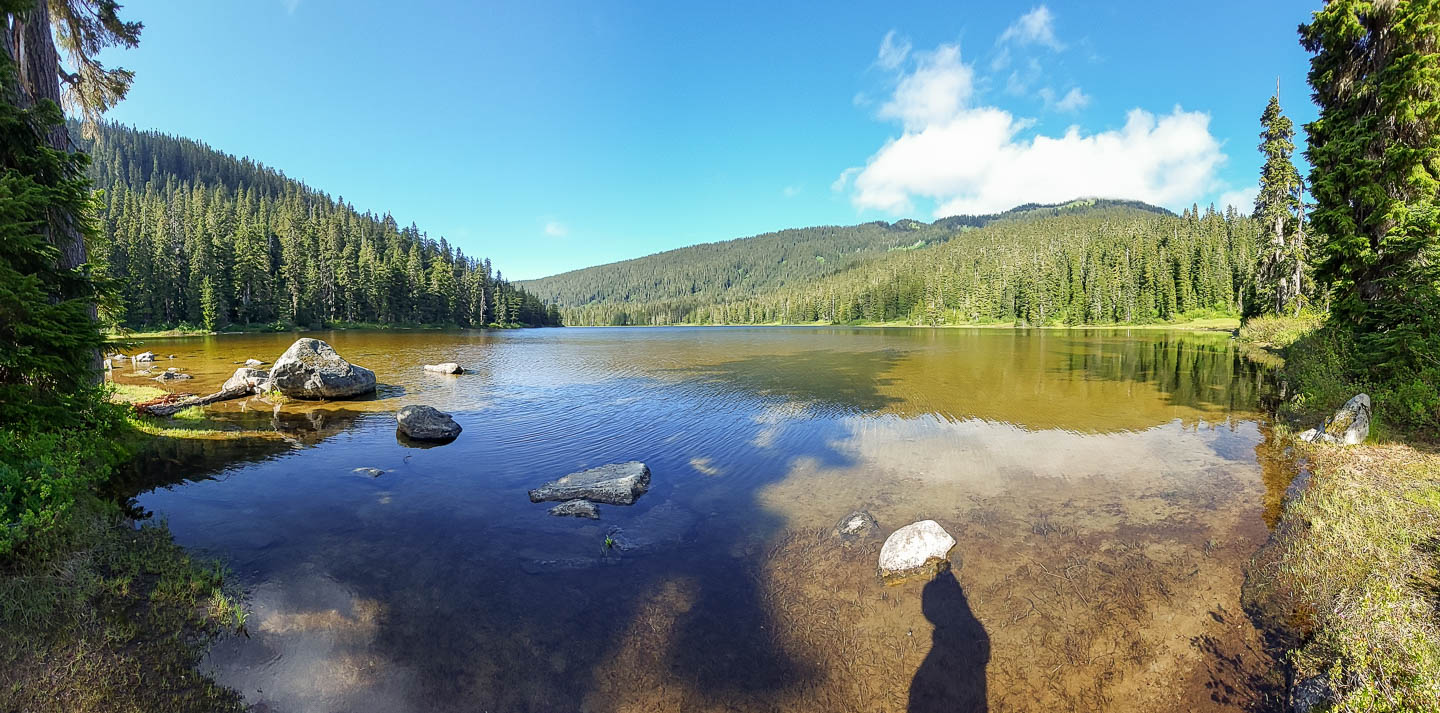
<box><xmin>9</xmin><ymin>1</ymin><xmax>102</xmax><ymax>377</ymax></box>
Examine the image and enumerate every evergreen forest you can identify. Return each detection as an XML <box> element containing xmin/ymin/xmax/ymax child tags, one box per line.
<box><xmin>77</xmin><ymin>121</ymin><xmax>560</xmax><ymax>331</ymax></box>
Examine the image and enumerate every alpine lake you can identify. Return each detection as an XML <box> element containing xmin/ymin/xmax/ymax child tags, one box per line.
<box><xmin>109</xmin><ymin>326</ymin><xmax>1297</xmax><ymax>713</ymax></box>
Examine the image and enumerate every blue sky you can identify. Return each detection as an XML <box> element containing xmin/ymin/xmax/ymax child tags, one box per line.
<box><xmin>99</xmin><ymin>1</ymin><xmax>1321</xmax><ymax>279</ymax></box>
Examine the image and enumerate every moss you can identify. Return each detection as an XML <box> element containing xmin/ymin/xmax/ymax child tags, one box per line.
<box><xmin>0</xmin><ymin>503</ymin><xmax>247</xmax><ymax>713</ymax></box>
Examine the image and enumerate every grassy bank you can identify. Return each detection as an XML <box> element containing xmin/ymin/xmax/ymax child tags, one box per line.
<box><xmin>0</xmin><ymin>392</ymin><xmax>248</xmax><ymax>711</ymax></box>
<box><xmin>1241</xmin><ymin>315</ymin><xmax>1440</xmax><ymax>711</ymax></box>
<box><xmin>109</xmin><ymin>383</ymin><xmax>284</xmax><ymax>440</ymax></box>
<box><xmin>576</xmin><ymin>316</ymin><xmax>1241</xmax><ymax>330</ymax></box>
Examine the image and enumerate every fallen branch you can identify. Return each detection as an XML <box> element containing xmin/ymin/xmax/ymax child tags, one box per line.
<box><xmin>137</xmin><ymin>384</ymin><xmax>252</xmax><ymax>417</ymax></box>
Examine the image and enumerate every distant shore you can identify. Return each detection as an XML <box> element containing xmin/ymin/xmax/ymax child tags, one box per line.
<box><xmin>562</xmin><ymin>317</ymin><xmax>1241</xmax><ymax>332</ymax></box>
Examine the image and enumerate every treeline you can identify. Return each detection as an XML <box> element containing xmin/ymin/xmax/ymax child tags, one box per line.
<box><xmin>562</xmin><ymin>204</ymin><xmax>1260</xmax><ymax>326</ymax></box>
<box><xmin>76</xmin><ymin>121</ymin><xmax>560</xmax><ymax>330</ymax></box>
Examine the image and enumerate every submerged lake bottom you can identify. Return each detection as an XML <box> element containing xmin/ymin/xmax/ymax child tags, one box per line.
<box><xmin>116</xmin><ymin>327</ymin><xmax>1291</xmax><ymax>712</ymax></box>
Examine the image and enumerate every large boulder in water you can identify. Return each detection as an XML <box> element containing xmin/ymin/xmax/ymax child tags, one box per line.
<box><xmin>878</xmin><ymin>520</ymin><xmax>956</xmax><ymax>583</ymax></box>
<box><xmin>528</xmin><ymin>462</ymin><xmax>651</xmax><ymax>506</ymax></box>
<box><xmin>395</xmin><ymin>404</ymin><xmax>462</xmax><ymax>442</ymax></box>
<box><xmin>423</xmin><ymin>362</ymin><xmax>464</xmax><ymax>374</ymax></box>
<box><xmin>267</xmin><ymin>338</ymin><xmax>376</xmax><ymax>399</ymax></box>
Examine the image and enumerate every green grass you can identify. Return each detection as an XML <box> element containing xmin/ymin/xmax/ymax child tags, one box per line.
<box><xmin>105</xmin><ymin>383</ymin><xmax>279</xmax><ymax>440</ymax></box>
<box><xmin>1260</xmin><ymin>443</ymin><xmax>1440</xmax><ymax>712</ymax></box>
<box><xmin>0</xmin><ymin>507</ymin><xmax>247</xmax><ymax>713</ymax></box>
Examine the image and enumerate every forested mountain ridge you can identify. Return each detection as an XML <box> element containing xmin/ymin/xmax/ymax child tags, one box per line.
<box><xmin>549</xmin><ymin>202</ymin><xmax>1260</xmax><ymax>326</ymax></box>
<box><xmin>75</xmin><ymin>121</ymin><xmax>560</xmax><ymax>330</ymax></box>
<box><xmin>518</xmin><ymin>198</ymin><xmax>1173</xmax><ymax>314</ymax></box>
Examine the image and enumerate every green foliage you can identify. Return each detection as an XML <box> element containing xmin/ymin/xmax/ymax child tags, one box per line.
<box><xmin>75</xmin><ymin>121</ymin><xmax>560</xmax><ymax>329</ymax></box>
<box><xmin>1301</xmin><ymin>0</ymin><xmax>1440</xmax><ymax>372</ymax></box>
<box><xmin>0</xmin><ymin>69</ymin><xmax>108</xmax><ymax>427</ymax></box>
<box><xmin>0</xmin><ymin>394</ymin><xmax>127</xmax><ymax>558</ymax></box>
<box><xmin>546</xmin><ymin>203</ymin><xmax>1260</xmax><ymax>327</ymax></box>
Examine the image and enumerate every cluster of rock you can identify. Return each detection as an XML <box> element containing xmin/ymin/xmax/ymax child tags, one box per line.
<box><xmin>529</xmin><ymin>461</ymin><xmax>652</xmax><ymax>520</ymax></box>
<box><xmin>1297</xmin><ymin>393</ymin><xmax>1371</xmax><ymax>446</ymax></box>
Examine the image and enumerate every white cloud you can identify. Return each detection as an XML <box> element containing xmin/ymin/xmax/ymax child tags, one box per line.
<box><xmin>999</xmin><ymin>6</ymin><xmax>1062</xmax><ymax>50</ymax></box>
<box><xmin>543</xmin><ymin>220</ymin><xmax>568</xmax><ymax>237</ymax></box>
<box><xmin>842</xmin><ymin>39</ymin><xmax>1226</xmax><ymax>217</ymax></box>
<box><xmin>1218</xmin><ymin>185</ymin><xmax>1258</xmax><ymax>214</ymax></box>
<box><xmin>876</xmin><ymin>30</ymin><xmax>911</xmax><ymax>70</ymax></box>
<box><xmin>1039</xmin><ymin>86</ymin><xmax>1090</xmax><ymax>112</ymax></box>
<box><xmin>878</xmin><ymin>44</ymin><xmax>974</xmax><ymax>131</ymax></box>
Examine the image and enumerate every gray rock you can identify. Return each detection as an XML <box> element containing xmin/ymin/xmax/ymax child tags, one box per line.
<box><xmin>1291</xmin><ymin>675</ymin><xmax>1333</xmax><ymax>713</ymax></box>
<box><xmin>528</xmin><ymin>462</ymin><xmax>651</xmax><ymax>506</ymax></box>
<box><xmin>222</xmin><ymin>367</ymin><xmax>269</xmax><ymax>393</ymax></box>
<box><xmin>835</xmin><ymin>509</ymin><xmax>880</xmax><ymax>539</ymax></box>
<box><xmin>878</xmin><ymin>520</ymin><xmax>956</xmax><ymax>583</ymax></box>
<box><xmin>133</xmin><ymin>351</ymin><xmax>155</xmax><ymax>362</ymax></box>
<box><xmin>423</xmin><ymin>362</ymin><xmax>464</xmax><ymax>374</ymax></box>
<box><xmin>352</xmin><ymin>467</ymin><xmax>386</xmax><ymax>478</ymax></box>
<box><xmin>395</xmin><ymin>404</ymin><xmax>462</xmax><ymax>441</ymax></box>
<box><xmin>1321</xmin><ymin>393</ymin><xmax>1371</xmax><ymax>445</ymax></box>
<box><xmin>245</xmin><ymin>358</ymin><xmax>266</xmax><ymax>367</ymax></box>
<box><xmin>549</xmin><ymin>499</ymin><xmax>600</xmax><ymax>519</ymax></box>
<box><xmin>268</xmin><ymin>338</ymin><xmax>376</xmax><ymax>399</ymax></box>
<box><xmin>153</xmin><ymin>370</ymin><xmax>193</xmax><ymax>381</ymax></box>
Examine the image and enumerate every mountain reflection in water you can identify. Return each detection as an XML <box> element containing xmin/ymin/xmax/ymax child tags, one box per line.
<box><xmin>115</xmin><ymin>327</ymin><xmax>1286</xmax><ymax>712</ymax></box>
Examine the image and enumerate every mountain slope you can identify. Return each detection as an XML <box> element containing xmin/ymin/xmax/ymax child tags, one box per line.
<box><xmin>547</xmin><ymin>201</ymin><xmax>1259</xmax><ymax>326</ymax></box>
<box><xmin>519</xmin><ymin>199</ymin><xmax>1173</xmax><ymax>314</ymax></box>
<box><xmin>74</xmin><ymin>121</ymin><xmax>558</xmax><ymax>329</ymax></box>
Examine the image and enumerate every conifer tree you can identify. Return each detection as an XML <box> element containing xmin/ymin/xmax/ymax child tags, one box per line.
<box><xmin>1249</xmin><ymin>92</ymin><xmax>1306</xmax><ymax>318</ymax></box>
<box><xmin>1301</xmin><ymin>0</ymin><xmax>1440</xmax><ymax>365</ymax></box>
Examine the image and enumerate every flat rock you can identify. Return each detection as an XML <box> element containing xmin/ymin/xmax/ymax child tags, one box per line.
<box><xmin>268</xmin><ymin>338</ymin><xmax>376</xmax><ymax>399</ymax></box>
<box><xmin>549</xmin><ymin>500</ymin><xmax>600</xmax><ymax>519</ymax></box>
<box><xmin>153</xmin><ymin>370</ymin><xmax>193</xmax><ymax>381</ymax></box>
<box><xmin>423</xmin><ymin>362</ymin><xmax>464</xmax><ymax>374</ymax></box>
<box><xmin>835</xmin><ymin>509</ymin><xmax>879</xmax><ymax>539</ymax></box>
<box><xmin>395</xmin><ymin>404</ymin><xmax>462</xmax><ymax>442</ymax></box>
<box><xmin>133</xmin><ymin>351</ymin><xmax>155</xmax><ymax>362</ymax></box>
<box><xmin>878</xmin><ymin>520</ymin><xmax>956</xmax><ymax>583</ymax></box>
<box><xmin>352</xmin><ymin>467</ymin><xmax>386</xmax><ymax>478</ymax></box>
<box><xmin>245</xmin><ymin>358</ymin><xmax>266</xmax><ymax>367</ymax></box>
<box><xmin>529</xmin><ymin>462</ymin><xmax>651</xmax><ymax>506</ymax></box>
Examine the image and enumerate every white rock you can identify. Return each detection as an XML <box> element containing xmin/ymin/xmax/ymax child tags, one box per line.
<box><xmin>878</xmin><ymin>520</ymin><xmax>956</xmax><ymax>583</ymax></box>
<box><xmin>423</xmin><ymin>362</ymin><xmax>464</xmax><ymax>374</ymax></box>
<box><xmin>1322</xmin><ymin>393</ymin><xmax>1371</xmax><ymax>445</ymax></box>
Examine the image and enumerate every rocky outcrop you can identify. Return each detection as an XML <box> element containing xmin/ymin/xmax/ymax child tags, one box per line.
<box><xmin>395</xmin><ymin>405</ymin><xmax>462</xmax><ymax>442</ymax></box>
<box><xmin>1298</xmin><ymin>393</ymin><xmax>1370</xmax><ymax>446</ymax></box>
<box><xmin>835</xmin><ymin>509</ymin><xmax>879</xmax><ymax>539</ymax></box>
<box><xmin>423</xmin><ymin>362</ymin><xmax>464</xmax><ymax>374</ymax></box>
<box><xmin>528</xmin><ymin>462</ymin><xmax>651</xmax><ymax>506</ymax></box>
<box><xmin>222</xmin><ymin>367</ymin><xmax>270</xmax><ymax>394</ymax></box>
<box><xmin>878</xmin><ymin>520</ymin><xmax>956</xmax><ymax>583</ymax></box>
<box><xmin>268</xmin><ymin>338</ymin><xmax>376</xmax><ymax>399</ymax></box>
<box><xmin>548</xmin><ymin>499</ymin><xmax>600</xmax><ymax>519</ymax></box>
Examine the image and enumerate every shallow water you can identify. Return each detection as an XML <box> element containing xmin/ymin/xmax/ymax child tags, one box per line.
<box><xmin>116</xmin><ymin>327</ymin><xmax>1285</xmax><ymax>712</ymax></box>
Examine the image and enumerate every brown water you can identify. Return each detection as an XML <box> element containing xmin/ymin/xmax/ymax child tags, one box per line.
<box><xmin>114</xmin><ymin>327</ymin><xmax>1285</xmax><ymax>713</ymax></box>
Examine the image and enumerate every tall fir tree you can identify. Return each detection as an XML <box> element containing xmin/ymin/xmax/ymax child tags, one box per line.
<box><xmin>1249</xmin><ymin>91</ymin><xmax>1307</xmax><ymax>318</ymax></box>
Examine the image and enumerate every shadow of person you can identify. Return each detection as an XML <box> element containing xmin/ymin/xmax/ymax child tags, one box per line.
<box><xmin>908</xmin><ymin>569</ymin><xmax>990</xmax><ymax>713</ymax></box>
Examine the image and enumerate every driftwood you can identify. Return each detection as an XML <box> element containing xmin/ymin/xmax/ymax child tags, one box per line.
<box><xmin>135</xmin><ymin>384</ymin><xmax>252</xmax><ymax>417</ymax></box>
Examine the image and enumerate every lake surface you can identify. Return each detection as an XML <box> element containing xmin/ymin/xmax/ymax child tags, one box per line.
<box><xmin>114</xmin><ymin>327</ymin><xmax>1288</xmax><ymax>713</ymax></box>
